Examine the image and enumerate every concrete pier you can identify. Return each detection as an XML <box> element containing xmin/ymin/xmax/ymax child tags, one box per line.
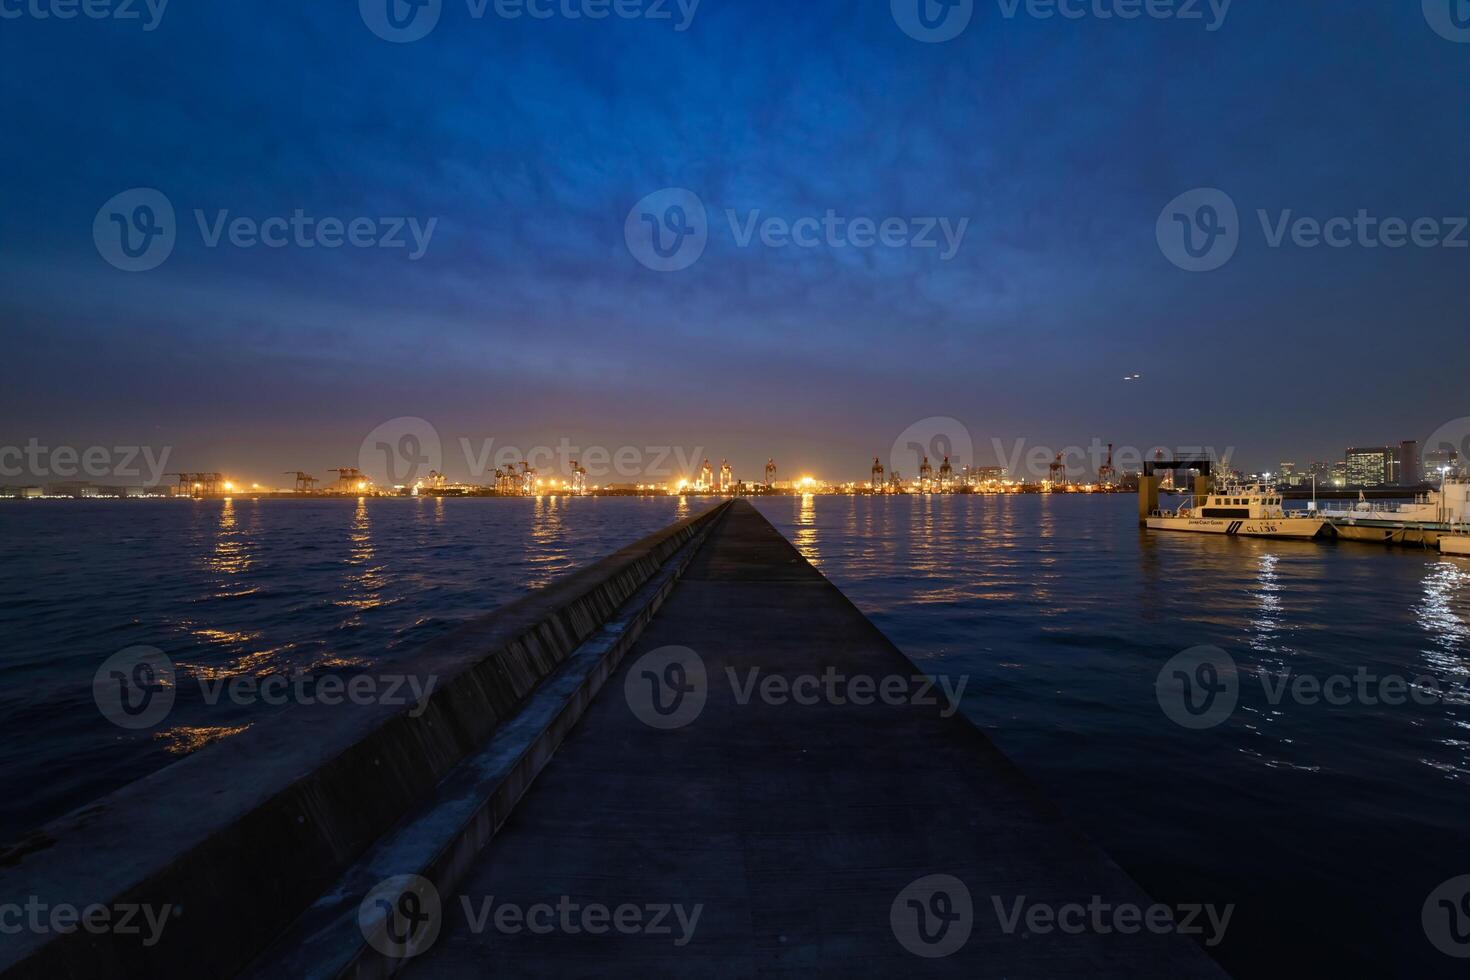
<box><xmin>1</xmin><ymin>501</ymin><xmax>1228</xmax><ymax>978</ymax></box>
<box><xmin>382</xmin><ymin>502</ymin><xmax>1227</xmax><ymax>977</ymax></box>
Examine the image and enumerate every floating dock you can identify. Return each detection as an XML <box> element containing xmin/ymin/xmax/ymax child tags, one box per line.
<box><xmin>0</xmin><ymin>501</ymin><xmax>1227</xmax><ymax>979</ymax></box>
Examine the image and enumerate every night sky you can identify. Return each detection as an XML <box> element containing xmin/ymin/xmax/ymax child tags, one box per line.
<box><xmin>2</xmin><ymin>1</ymin><xmax>1467</xmax><ymax>484</ymax></box>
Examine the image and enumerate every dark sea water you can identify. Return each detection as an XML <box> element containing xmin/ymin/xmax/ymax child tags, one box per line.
<box><xmin>752</xmin><ymin>494</ymin><xmax>1470</xmax><ymax>980</ymax></box>
<box><xmin>2</xmin><ymin>494</ymin><xmax>1468</xmax><ymax>977</ymax></box>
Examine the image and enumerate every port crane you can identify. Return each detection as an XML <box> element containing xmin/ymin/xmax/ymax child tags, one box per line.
<box><xmin>1098</xmin><ymin>445</ymin><xmax>1117</xmax><ymax>487</ymax></box>
<box><xmin>328</xmin><ymin>468</ymin><xmax>369</xmax><ymax>491</ymax></box>
<box><xmin>871</xmin><ymin>457</ymin><xmax>885</xmax><ymax>491</ymax></box>
<box><xmin>765</xmin><ymin>458</ymin><xmax>777</xmax><ymax>488</ymax></box>
<box><xmin>165</xmin><ymin>472</ymin><xmax>224</xmax><ymax>495</ymax></box>
<box><xmin>284</xmin><ymin>471</ymin><xmax>319</xmax><ymax>492</ymax></box>
<box><xmin>1048</xmin><ymin>453</ymin><xmax>1067</xmax><ymax>484</ymax></box>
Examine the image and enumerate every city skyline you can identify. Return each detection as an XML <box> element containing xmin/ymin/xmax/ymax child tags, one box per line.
<box><xmin>4</xmin><ymin>4</ymin><xmax>1468</xmax><ymax>477</ymax></box>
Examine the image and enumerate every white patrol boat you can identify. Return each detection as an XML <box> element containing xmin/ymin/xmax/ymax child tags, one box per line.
<box><xmin>1321</xmin><ymin>472</ymin><xmax>1470</xmax><ymax>548</ymax></box>
<box><xmin>1145</xmin><ymin>481</ymin><xmax>1329</xmax><ymax>539</ymax></box>
<box><xmin>1443</xmin><ymin>530</ymin><xmax>1470</xmax><ymax>557</ymax></box>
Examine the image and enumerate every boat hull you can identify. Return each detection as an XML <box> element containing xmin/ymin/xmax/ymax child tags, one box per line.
<box><xmin>1329</xmin><ymin>520</ymin><xmax>1451</xmax><ymax>548</ymax></box>
<box><xmin>1442</xmin><ymin>536</ymin><xmax>1470</xmax><ymax>556</ymax></box>
<box><xmin>1145</xmin><ymin>516</ymin><xmax>1328</xmax><ymax>539</ymax></box>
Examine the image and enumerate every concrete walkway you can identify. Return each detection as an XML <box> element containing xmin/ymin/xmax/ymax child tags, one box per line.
<box><xmin>402</xmin><ymin>500</ymin><xmax>1228</xmax><ymax>977</ymax></box>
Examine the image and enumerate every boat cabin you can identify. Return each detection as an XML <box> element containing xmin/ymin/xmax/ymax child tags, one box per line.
<box><xmin>1190</xmin><ymin>484</ymin><xmax>1286</xmax><ymax>520</ymax></box>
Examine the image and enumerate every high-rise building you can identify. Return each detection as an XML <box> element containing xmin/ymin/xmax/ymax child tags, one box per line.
<box><xmin>1399</xmin><ymin>440</ymin><xmax>1420</xmax><ymax>487</ymax></box>
<box><xmin>1345</xmin><ymin>447</ymin><xmax>1396</xmax><ymax>487</ymax></box>
<box><xmin>1424</xmin><ymin>447</ymin><xmax>1459</xmax><ymax>477</ymax></box>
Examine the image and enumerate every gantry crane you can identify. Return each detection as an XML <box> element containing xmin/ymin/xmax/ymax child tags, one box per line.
<box><xmin>284</xmin><ymin>471</ymin><xmax>319</xmax><ymax>492</ymax></box>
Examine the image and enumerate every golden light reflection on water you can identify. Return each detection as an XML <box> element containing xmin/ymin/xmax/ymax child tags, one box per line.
<box><xmin>338</xmin><ymin>497</ymin><xmax>386</xmax><ymax>614</ymax></box>
<box><xmin>153</xmin><ymin>724</ymin><xmax>252</xmax><ymax>755</ymax></box>
<box><xmin>207</xmin><ymin>497</ymin><xmax>255</xmax><ymax>588</ymax></box>
<box><xmin>792</xmin><ymin>493</ymin><xmax>819</xmax><ymax>566</ymax></box>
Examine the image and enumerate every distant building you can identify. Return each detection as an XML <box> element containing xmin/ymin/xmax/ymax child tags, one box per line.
<box><xmin>1345</xmin><ymin>447</ymin><xmax>1397</xmax><ymax>487</ymax></box>
<box><xmin>963</xmin><ymin>466</ymin><xmax>1005</xmax><ymax>486</ymax></box>
<box><xmin>1399</xmin><ymin>441</ymin><xmax>1420</xmax><ymax>486</ymax></box>
<box><xmin>1424</xmin><ymin>447</ymin><xmax>1460</xmax><ymax>478</ymax></box>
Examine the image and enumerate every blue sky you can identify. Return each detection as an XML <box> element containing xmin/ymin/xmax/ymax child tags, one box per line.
<box><xmin>2</xmin><ymin>1</ymin><xmax>1468</xmax><ymax>483</ymax></box>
